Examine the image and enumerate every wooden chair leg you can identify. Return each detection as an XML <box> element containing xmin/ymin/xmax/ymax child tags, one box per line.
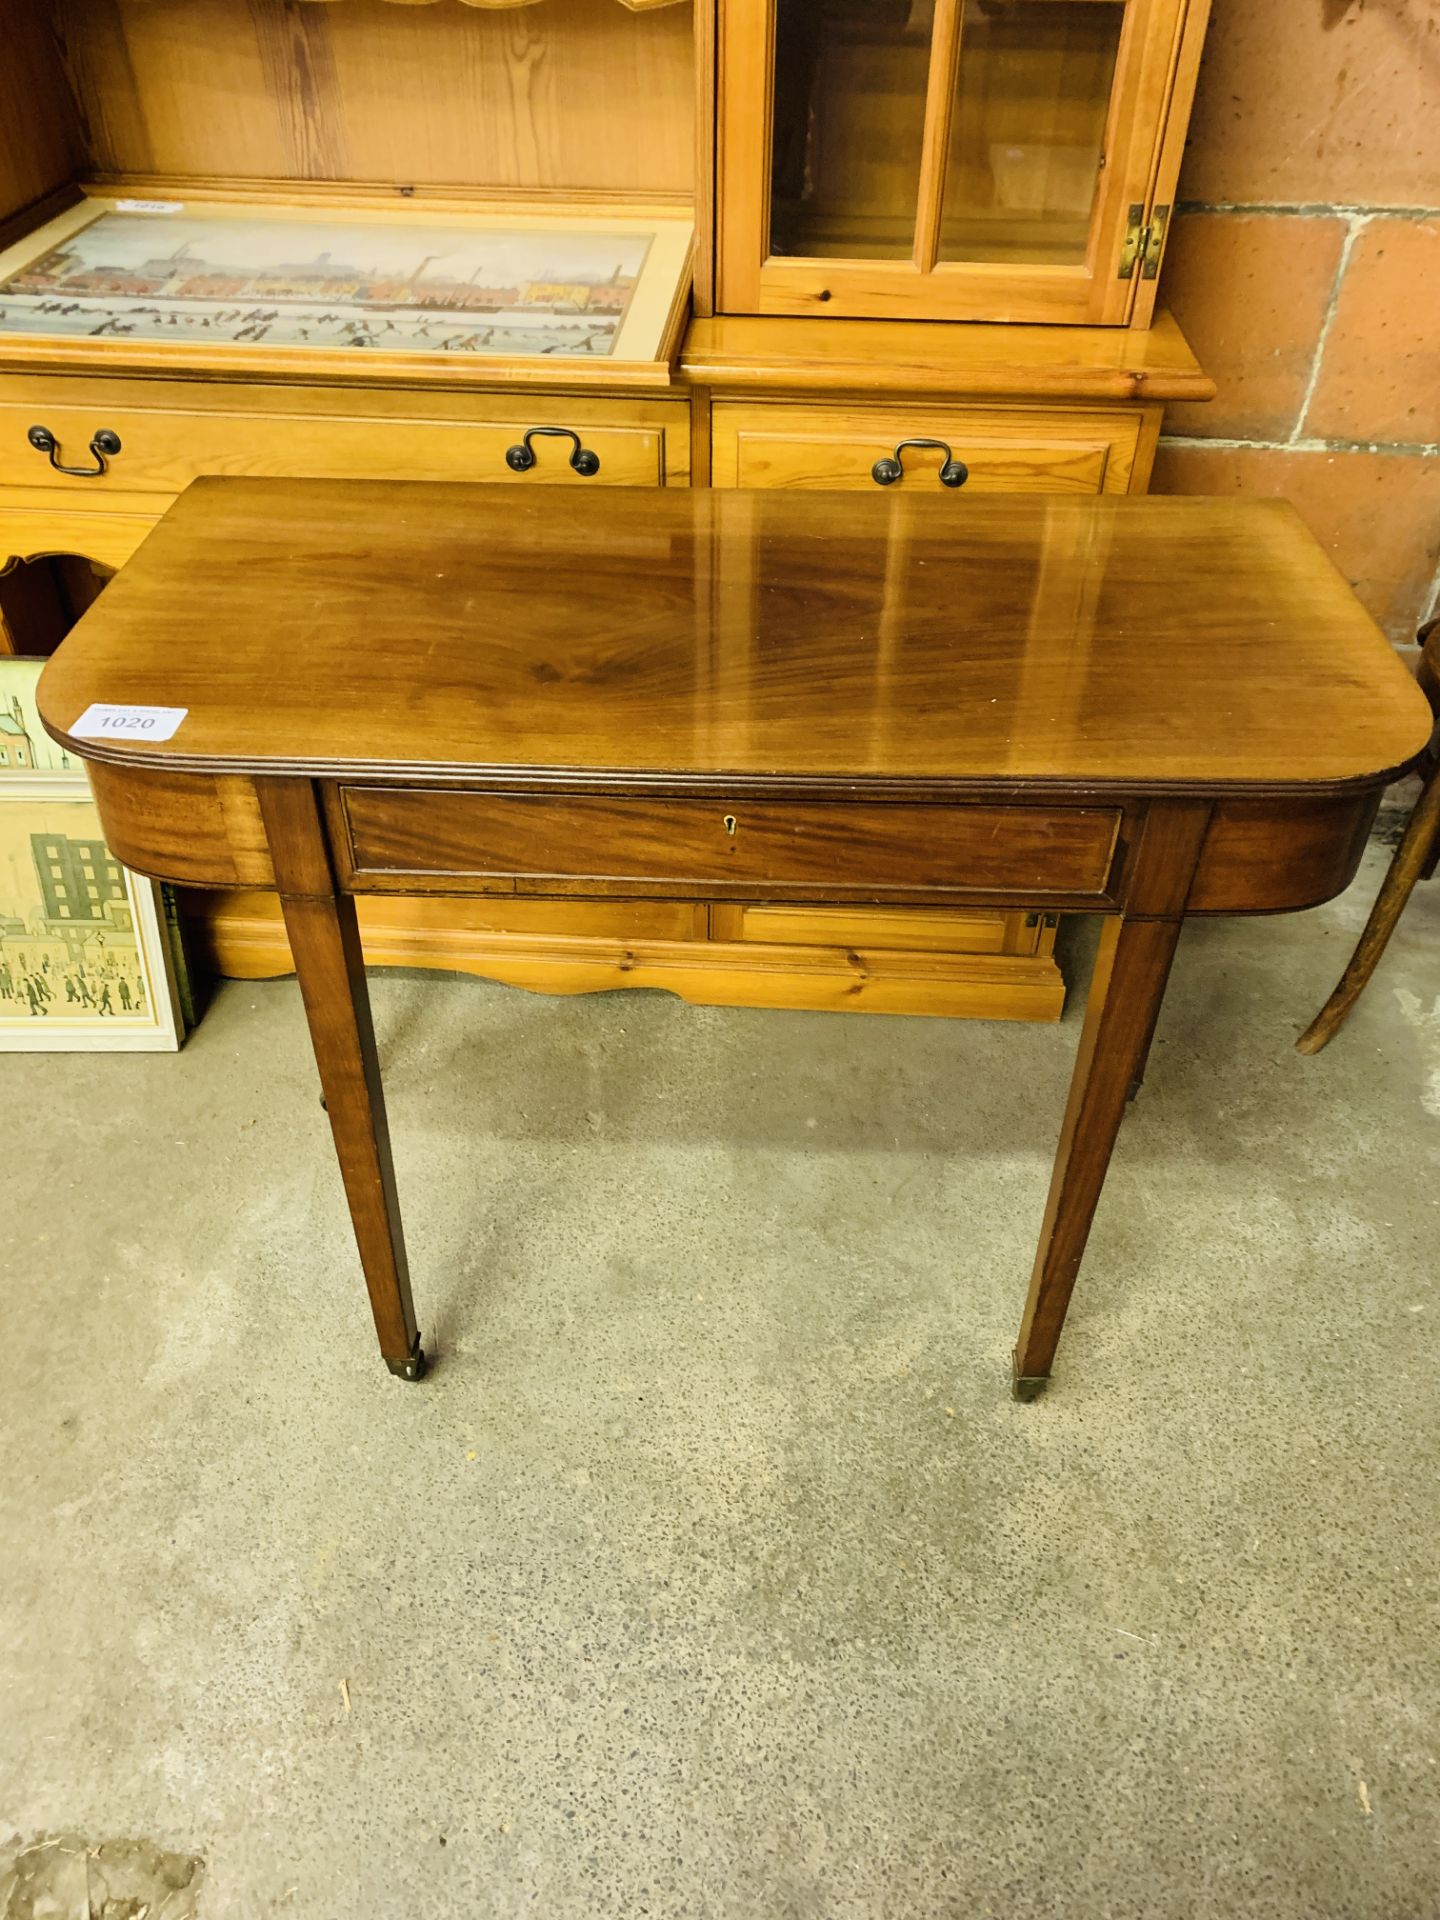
<box><xmin>1297</xmin><ymin>765</ymin><xmax>1440</xmax><ymax>1055</ymax></box>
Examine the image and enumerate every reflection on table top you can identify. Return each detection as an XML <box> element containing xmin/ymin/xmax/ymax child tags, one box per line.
<box><xmin>39</xmin><ymin>481</ymin><xmax>1432</xmax><ymax>795</ymax></box>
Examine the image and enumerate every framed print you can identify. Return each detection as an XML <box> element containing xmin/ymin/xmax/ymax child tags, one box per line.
<box><xmin>1</xmin><ymin>654</ymin><xmax>79</xmax><ymax>774</ymax></box>
<box><xmin>0</xmin><ymin>660</ymin><xmax>183</xmax><ymax>1052</ymax></box>
<box><xmin>0</xmin><ymin>193</ymin><xmax>695</xmax><ymax>389</ymax></box>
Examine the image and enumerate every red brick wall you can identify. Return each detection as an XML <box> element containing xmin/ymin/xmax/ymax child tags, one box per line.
<box><xmin>1154</xmin><ymin>0</ymin><xmax>1439</xmax><ymax>644</ymax></box>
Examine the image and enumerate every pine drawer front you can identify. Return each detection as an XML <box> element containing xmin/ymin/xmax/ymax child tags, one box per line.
<box><xmin>711</xmin><ymin>402</ymin><xmax>1141</xmax><ymax>494</ymax></box>
<box><xmin>708</xmin><ymin>903</ymin><xmax>1049</xmax><ymax>957</ymax></box>
<box><xmin>0</xmin><ymin>398</ymin><xmax>683</xmax><ymax>497</ymax></box>
<box><xmin>335</xmin><ymin>789</ymin><xmax>1122</xmax><ymax>902</ymax></box>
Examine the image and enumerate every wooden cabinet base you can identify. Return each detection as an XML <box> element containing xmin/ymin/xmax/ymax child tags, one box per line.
<box><xmin>180</xmin><ymin>890</ymin><xmax>1065</xmax><ymax>1022</ymax></box>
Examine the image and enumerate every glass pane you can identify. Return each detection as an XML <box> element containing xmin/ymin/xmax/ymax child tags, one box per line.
<box><xmin>769</xmin><ymin>0</ymin><xmax>934</xmax><ymax>261</ymax></box>
<box><xmin>940</xmin><ymin>0</ymin><xmax>1124</xmax><ymax>266</ymax></box>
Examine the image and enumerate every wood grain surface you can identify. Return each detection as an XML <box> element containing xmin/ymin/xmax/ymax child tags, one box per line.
<box><xmin>679</xmin><ymin>311</ymin><xmax>1216</xmax><ymax>401</ymax></box>
<box><xmin>336</xmin><ymin>788</ymin><xmax>1121</xmax><ymax>897</ymax></box>
<box><xmin>50</xmin><ymin>0</ymin><xmax>695</xmax><ymax>195</ymax></box>
<box><xmin>38</xmin><ymin>480</ymin><xmax>1431</xmax><ymax>793</ymax></box>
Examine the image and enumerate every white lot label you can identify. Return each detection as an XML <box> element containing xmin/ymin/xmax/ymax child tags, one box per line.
<box><xmin>72</xmin><ymin>703</ymin><xmax>189</xmax><ymax>743</ymax></box>
<box><xmin>116</xmin><ymin>198</ymin><xmax>183</xmax><ymax>214</ymax></box>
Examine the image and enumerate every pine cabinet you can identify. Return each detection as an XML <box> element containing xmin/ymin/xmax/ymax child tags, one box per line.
<box><xmin>717</xmin><ymin>0</ymin><xmax>1209</xmax><ymax>324</ymax></box>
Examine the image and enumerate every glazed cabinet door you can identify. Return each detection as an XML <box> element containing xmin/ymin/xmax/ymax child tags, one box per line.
<box><xmin>717</xmin><ymin>0</ymin><xmax>1204</xmax><ymax>325</ymax></box>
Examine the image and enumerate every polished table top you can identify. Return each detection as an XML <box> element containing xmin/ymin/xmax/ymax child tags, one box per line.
<box><xmin>39</xmin><ymin>480</ymin><xmax>1430</xmax><ymax>795</ymax></box>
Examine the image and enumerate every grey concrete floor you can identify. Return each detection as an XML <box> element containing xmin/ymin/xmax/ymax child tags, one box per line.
<box><xmin>2</xmin><ymin>839</ymin><xmax>1438</xmax><ymax>1920</ymax></box>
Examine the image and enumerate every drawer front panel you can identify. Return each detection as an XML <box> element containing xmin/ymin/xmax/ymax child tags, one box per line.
<box><xmin>711</xmin><ymin>402</ymin><xmax>1140</xmax><ymax>495</ymax></box>
<box><xmin>338</xmin><ymin>788</ymin><xmax>1120</xmax><ymax>900</ymax></box>
<box><xmin>711</xmin><ymin>903</ymin><xmax>1047</xmax><ymax>956</ymax></box>
<box><xmin>0</xmin><ymin>402</ymin><xmax>675</xmax><ymax>496</ymax></box>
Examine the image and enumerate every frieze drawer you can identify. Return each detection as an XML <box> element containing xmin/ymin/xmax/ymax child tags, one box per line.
<box><xmin>334</xmin><ymin>788</ymin><xmax>1122</xmax><ymax>901</ymax></box>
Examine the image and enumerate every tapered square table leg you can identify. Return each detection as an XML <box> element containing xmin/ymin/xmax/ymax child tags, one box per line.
<box><xmin>258</xmin><ymin>779</ymin><xmax>424</xmax><ymax>1380</ymax></box>
<box><xmin>1012</xmin><ymin>913</ymin><xmax>1185</xmax><ymax>1398</ymax></box>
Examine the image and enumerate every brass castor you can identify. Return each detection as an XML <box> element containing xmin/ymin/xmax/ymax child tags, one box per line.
<box><xmin>1010</xmin><ymin>1357</ymin><xmax>1049</xmax><ymax>1403</ymax></box>
<box><xmin>385</xmin><ymin>1341</ymin><xmax>428</xmax><ymax>1382</ymax></box>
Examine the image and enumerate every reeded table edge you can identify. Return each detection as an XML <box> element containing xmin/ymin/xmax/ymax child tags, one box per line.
<box><xmin>34</xmin><ymin>727</ymin><xmax>1432</xmax><ymax>804</ymax></box>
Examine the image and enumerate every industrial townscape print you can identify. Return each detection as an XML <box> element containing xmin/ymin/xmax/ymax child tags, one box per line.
<box><xmin>0</xmin><ymin>660</ymin><xmax>181</xmax><ymax>1050</ymax></box>
<box><xmin>0</xmin><ymin>210</ymin><xmax>651</xmax><ymax>358</ymax></box>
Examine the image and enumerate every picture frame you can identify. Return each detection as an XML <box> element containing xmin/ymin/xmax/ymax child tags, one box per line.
<box><xmin>0</xmin><ymin>659</ymin><xmax>184</xmax><ymax>1052</ymax></box>
<box><xmin>0</xmin><ymin>190</ymin><xmax>695</xmax><ymax>390</ymax></box>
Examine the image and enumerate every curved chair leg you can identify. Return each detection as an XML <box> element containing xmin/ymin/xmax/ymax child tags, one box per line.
<box><xmin>1297</xmin><ymin>767</ymin><xmax>1440</xmax><ymax>1054</ymax></box>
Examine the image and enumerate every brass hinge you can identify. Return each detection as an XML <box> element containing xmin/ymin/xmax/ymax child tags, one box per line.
<box><xmin>1117</xmin><ymin>204</ymin><xmax>1147</xmax><ymax>279</ymax></box>
<box><xmin>1117</xmin><ymin>202</ymin><xmax>1171</xmax><ymax>282</ymax></box>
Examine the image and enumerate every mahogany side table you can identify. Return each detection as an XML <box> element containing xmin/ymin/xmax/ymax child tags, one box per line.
<box><xmin>38</xmin><ymin>482</ymin><xmax>1430</xmax><ymax>1395</ymax></box>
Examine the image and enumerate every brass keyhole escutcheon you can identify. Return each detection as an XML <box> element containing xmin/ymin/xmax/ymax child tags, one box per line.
<box><xmin>723</xmin><ymin>814</ymin><xmax>738</xmax><ymax>836</ymax></box>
